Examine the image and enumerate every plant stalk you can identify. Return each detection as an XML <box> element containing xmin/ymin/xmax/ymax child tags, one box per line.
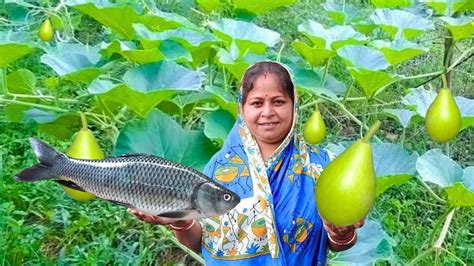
<box><xmin>362</xmin><ymin>120</ymin><xmax>381</xmax><ymax>143</ymax></box>
<box><xmin>433</xmin><ymin>208</ymin><xmax>456</xmax><ymax>249</ymax></box>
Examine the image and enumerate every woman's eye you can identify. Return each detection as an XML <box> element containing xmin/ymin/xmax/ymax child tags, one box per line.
<box><xmin>274</xmin><ymin>100</ymin><xmax>285</xmax><ymax>105</ymax></box>
<box><xmin>251</xmin><ymin>102</ymin><xmax>262</xmax><ymax>106</ymax></box>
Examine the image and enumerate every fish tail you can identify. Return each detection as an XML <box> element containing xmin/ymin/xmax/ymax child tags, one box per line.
<box><xmin>14</xmin><ymin>138</ymin><xmax>66</xmax><ymax>182</ymax></box>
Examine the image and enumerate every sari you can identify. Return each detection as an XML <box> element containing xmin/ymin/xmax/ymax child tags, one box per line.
<box><xmin>199</xmin><ymin>62</ymin><xmax>335</xmax><ymax>265</ymax></box>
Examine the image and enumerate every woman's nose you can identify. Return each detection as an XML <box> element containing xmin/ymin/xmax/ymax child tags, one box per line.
<box><xmin>261</xmin><ymin>103</ymin><xmax>275</xmax><ymax>117</ymax></box>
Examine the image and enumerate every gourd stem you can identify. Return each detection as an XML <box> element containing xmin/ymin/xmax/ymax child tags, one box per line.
<box><xmin>362</xmin><ymin>120</ymin><xmax>381</xmax><ymax>143</ymax></box>
<box><xmin>80</xmin><ymin>112</ymin><xmax>88</xmax><ymax>130</ymax></box>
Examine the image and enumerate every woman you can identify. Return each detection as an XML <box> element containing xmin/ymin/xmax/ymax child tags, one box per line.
<box><xmin>129</xmin><ymin>61</ymin><xmax>364</xmax><ymax>264</ymax></box>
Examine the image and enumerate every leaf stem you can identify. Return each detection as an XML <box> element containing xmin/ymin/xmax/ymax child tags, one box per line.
<box><xmin>222</xmin><ymin>66</ymin><xmax>227</xmax><ymax>92</ymax></box>
<box><xmin>1</xmin><ymin>68</ymin><xmax>7</xmax><ymax>95</ymax></box>
<box><xmin>401</xmin><ymin>71</ymin><xmax>443</xmax><ymax>80</ymax></box>
<box><xmin>0</xmin><ymin>97</ymin><xmax>68</xmax><ymax>113</ymax></box>
<box><xmin>408</xmin><ymin>247</ymin><xmax>433</xmax><ymax>265</ymax></box>
<box><xmin>322</xmin><ymin>58</ymin><xmax>331</xmax><ymax>86</ymax></box>
<box><xmin>400</xmin><ymin>127</ymin><xmax>406</xmax><ymax>147</ymax></box>
<box><xmin>80</xmin><ymin>112</ymin><xmax>88</xmax><ymax>130</ymax></box>
<box><xmin>416</xmin><ymin>176</ymin><xmax>447</xmax><ymax>204</ymax></box>
<box><xmin>445</xmin><ymin>142</ymin><xmax>450</xmax><ymax>157</ymax></box>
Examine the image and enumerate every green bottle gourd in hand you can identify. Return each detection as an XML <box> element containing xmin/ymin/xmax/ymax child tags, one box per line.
<box><xmin>303</xmin><ymin>106</ymin><xmax>326</xmax><ymax>145</ymax></box>
<box><xmin>62</xmin><ymin>113</ymin><xmax>104</xmax><ymax>201</ymax></box>
<box><xmin>315</xmin><ymin>121</ymin><xmax>381</xmax><ymax>226</ymax></box>
<box><xmin>425</xmin><ymin>88</ymin><xmax>461</xmax><ymax>143</ymax></box>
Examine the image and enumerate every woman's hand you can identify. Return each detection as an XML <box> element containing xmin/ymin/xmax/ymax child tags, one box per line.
<box><xmin>322</xmin><ymin>219</ymin><xmax>365</xmax><ymax>252</ymax></box>
<box><xmin>127</xmin><ymin>208</ymin><xmax>191</xmax><ymax>227</ymax></box>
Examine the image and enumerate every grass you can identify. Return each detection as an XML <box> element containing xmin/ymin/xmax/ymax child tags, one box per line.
<box><xmin>1</xmin><ymin>0</ymin><xmax>473</xmax><ymax>264</ymax></box>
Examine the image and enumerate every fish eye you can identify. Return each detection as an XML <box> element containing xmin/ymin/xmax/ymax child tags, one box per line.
<box><xmin>223</xmin><ymin>193</ymin><xmax>232</xmax><ymax>201</ymax></box>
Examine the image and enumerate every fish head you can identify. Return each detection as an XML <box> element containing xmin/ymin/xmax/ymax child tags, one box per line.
<box><xmin>194</xmin><ymin>182</ymin><xmax>240</xmax><ymax>217</ymax></box>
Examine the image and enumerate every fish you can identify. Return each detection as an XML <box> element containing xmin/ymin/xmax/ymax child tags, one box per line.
<box><xmin>14</xmin><ymin>138</ymin><xmax>241</xmax><ymax>220</ymax></box>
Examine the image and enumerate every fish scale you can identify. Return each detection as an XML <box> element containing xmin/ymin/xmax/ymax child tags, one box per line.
<box><xmin>14</xmin><ymin>138</ymin><xmax>241</xmax><ymax>220</ymax></box>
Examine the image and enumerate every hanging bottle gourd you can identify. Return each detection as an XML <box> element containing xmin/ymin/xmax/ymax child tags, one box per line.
<box><xmin>39</xmin><ymin>18</ymin><xmax>54</xmax><ymax>42</ymax></box>
<box><xmin>303</xmin><ymin>105</ymin><xmax>326</xmax><ymax>145</ymax></box>
<box><xmin>425</xmin><ymin>87</ymin><xmax>461</xmax><ymax>143</ymax></box>
<box><xmin>315</xmin><ymin>120</ymin><xmax>381</xmax><ymax>226</ymax></box>
<box><xmin>62</xmin><ymin>113</ymin><xmax>104</xmax><ymax>201</ymax></box>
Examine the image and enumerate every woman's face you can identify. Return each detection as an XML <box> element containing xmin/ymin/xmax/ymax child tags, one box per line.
<box><xmin>242</xmin><ymin>73</ymin><xmax>294</xmax><ymax>147</ymax></box>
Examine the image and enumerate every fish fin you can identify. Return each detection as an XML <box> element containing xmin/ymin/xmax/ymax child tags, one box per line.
<box><xmin>158</xmin><ymin>210</ymin><xmax>196</xmax><ymax>219</ymax></box>
<box><xmin>29</xmin><ymin>138</ymin><xmax>66</xmax><ymax>166</ymax></box>
<box><xmin>118</xmin><ymin>153</ymin><xmax>148</xmax><ymax>157</ymax></box>
<box><xmin>54</xmin><ymin>180</ymin><xmax>86</xmax><ymax>192</ymax></box>
<box><xmin>106</xmin><ymin>199</ymin><xmax>132</xmax><ymax>208</ymax></box>
<box><xmin>14</xmin><ymin>164</ymin><xmax>57</xmax><ymax>182</ymax></box>
<box><xmin>15</xmin><ymin>138</ymin><xmax>65</xmax><ymax>182</ymax></box>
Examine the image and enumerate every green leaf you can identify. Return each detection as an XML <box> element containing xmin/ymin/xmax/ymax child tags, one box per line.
<box><xmin>209</xmin><ymin>18</ymin><xmax>280</xmax><ymax>53</ymax></box>
<box><xmin>100</xmin><ymin>40</ymin><xmax>165</xmax><ymax>64</ymax></box>
<box><xmin>22</xmin><ymin>108</ymin><xmax>58</xmax><ymax>123</ymax></box>
<box><xmin>382</xmin><ymin>108</ymin><xmax>416</xmax><ymax>128</ymax></box>
<box><xmin>373</xmin><ymin>38</ymin><xmax>428</xmax><ymax>66</ymax></box>
<box><xmin>370</xmin><ymin>9</ymin><xmax>434</xmax><ymax>40</ymax></box>
<box><xmin>322</xmin><ymin>2</ymin><xmax>361</xmax><ymax>25</ymax></box>
<box><xmin>463</xmin><ymin>167</ymin><xmax>474</xmax><ymax>191</ymax></box>
<box><xmin>440</xmin><ymin>16</ymin><xmax>474</xmax><ymax>41</ymax></box>
<box><xmin>6</xmin><ymin>69</ymin><xmax>36</xmax><ymax>94</ymax></box>
<box><xmin>204</xmin><ymin>86</ymin><xmax>238</xmax><ymax>118</ymax></box>
<box><xmin>37</xmin><ymin>112</ymin><xmax>81</xmax><ymax>140</ymax></box>
<box><xmin>0</xmin><ymin>31</ymin><xmax>35</xmax><ymax>67</ymax></box>
<box><xmin>444</xmin><ymin>182</ymin><xmax>474</xmax><ymax>207</ymax></box>
<box><xmin>337</xmin><ymin>45</ymin><xmax>389</xmax><ymax>70</ymax></box>
<box><xmin>40</xmin><ymin>43</ymin><xmax>102</xmax><ymax>83</ymax></box>
<box><xmin>330</xmin><ymin>220</ymin><xmax>395</xmax><ymax>264</ymax></box>
<box><xmin>292</xmin><ymin>67</ymin><xmax>347</xmax><ymax>100</ymax></box>
<box><xmin>348</xmin><ymin>68</ymin><xmax>398</xmax><ymax>97</ymax></box>
<box><xmin>298</xmin><ymin>21</ymin><xmax>367</xmax><ymax>50</ymax></box>
<box><xmin>135</xmin><ymin>24</ymin><xmax>220</xmax><ymax>50</ymax></box>
<box><xmin>416</xmin><ymin>149</ymin><xmax>463</xmax><ymax>188</ymax></box>
<box><xmin>354</xmin><ymin>21</ymin><xmax>378</xmax><ymax>35</ymax></box>
<box><xmin>233</xmin><ymin>0</ymin><xmax>298</xmax><ymax>14</ymax></box>
<box><xmin>202</xmin><ymin>109</ymin><xmax>235</xmax><ymax>145</ymax></box>
<box><xmin>114</xmin><ymin>110</ymin><xmax>218</xmax><ymax>171</ymax></box>
<box><xmin>402</xmin><ymin>87</ymin><xmax>474</xmax><ymax>130</ymax></box>
<box><xmin>159</xmin><ymin>40</ymin><xmax>193</xmax><ymax>63</ymax></box>
<box><xmin>292</xmin><ymin>41</ymin><xmax>335</xmax><ymax>67</ymax></box>
<box><xmin>196</xmin><ymin>0</ymin><xmax>221</xmax><ymax>13</ymax></box>
<box><xmin>214</xmin><ymin>47</ymin><xmax>270</xmax><ymax>80</ymax></box>
<box><xmin>88</xmin><ymin>61</ymin><xmax>204</xmax><ymax>116</ymax></box>
<box><xmin>370</xmin><ymin>0</ymin><xmax>413</xmax><ymax>8</ymax></box>
<box><xmin>425</xmin><ymin>0</ymin><xmax>474</xmax><ymax>16</ymax></box>
<box><xmin>67</xmin><ymin>0</ymin><xmax>142</xmax><ymax>39</ymax></box>
<box><xmin>373</xmin><ymin>143</ymin><xmax>417</xmax><ymax>196</ymax></box>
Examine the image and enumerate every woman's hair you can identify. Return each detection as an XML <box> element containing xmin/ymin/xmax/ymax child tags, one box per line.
<box><xmin>240</xmin><ymin>61</ymin><xmax>294</xmax><ymax>104</ymax></box>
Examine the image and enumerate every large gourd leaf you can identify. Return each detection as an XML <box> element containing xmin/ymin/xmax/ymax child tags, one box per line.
<box><xmin>373</xmin><ymin>143</ymin><xmax>417</xmax><ymax>196</ymax></box>
<box><xmin>232</xmin><ymin>0</ymin><xmax>298</xmax><ymax>14</ymax></box>
<box><xmin>370</xmin><ymin>0</ymin><xmax>413</xmax><ymax>8</ymax></box>
<box><xmin>322</xmin><ymin>2</ymin><xmax>361</xmax><ymax>25</ymax></box>
<box><xmin>6</xmin><ymin>69</ymin><xmax>36</xmax><ymax>94</ymax></box>
<box><xmin>40</xmin><ymin>43</ymin><xmax>102</xmax><ymax>83</ymax></box>
<box><xmin>114</xmin><ymin>110</ymin><xmax>218</xmax><ymax>171</ymax></box>
<box><xmin>89</xmin><ymin>61</ymin><xmax>204</xmax><ymax>116</ymax></box>
<box><xmin>440</xmin><ymin>16</ymin><xmax>474</xmax><ymax>41</ymax></box>
<box><xmin>214</xmin><ymin>47</ymin><xmax>270</xmax><ymax>80</ymax></box>
<box><xmin>292</xmin><ymin>67</ymin><xmax>347</xmax><ymax>100</ymax></box>
<box><xmin>330</xmin><ymin>219</ymin><xmax>395</xmax><ymax>265</ymax></box>
<box><xmin>373</xmin><ymin>38</ymin><xmax>428</xmax><ymax>66</ymax></box>
<box><xmin>425</xmin><ymin>0</ymin><xmax>474</xmax><ymax>16</ymax></box>
<box><xmin>100</xmin><ymin>40</ymin><xmax>165</xmax><ymax>64</ymax></box>
<box><xmin>382</xmin><ymin>108</ymin><xmax>416</xmax><ymax>128</ymax></box>
<box><xmin>370</xmin><ymin>9</ymin><xmax>434</xmax><ymax>40</ymax></box>
<box><xmin>297</xmin><ymin>20</ymin><xmax>367</xmax><ymax>50</ymax></box>
<box><xmin>402</xmin><ymin>87</ymin><xmax>474</xmax><ymax>130</ymax></box>
<box><xmin>337</xmin><ymin>45</ymin><xmax>398</xmax><ymax>97</ymax></box>
<box><xmin>209</xmin><ymin>18</ymin><xmax>280</xmax><ymax>53</ymax></box>
<box><xmin>417</xmin><ymin>149</ymin><xmax>474</xmax><ymax>207</ymax></box>
<box><xmin>202</xmin><ymin>109</ymin><xmax>236</xmax><ymax>145</ymax></box>
<box><xmin>21</xmin><ymin>109</ymin><xmax>81</xmax><ymax>140</ymax></box>
<box><xmin>0</xmin><ymin>31</ymin><xmax>35</xmax><ymax>67</ymax></box>
<box><xmin>292</xmin><ymin>41</ymin><xmax>335</xmax><ymax>67</ymax></box>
